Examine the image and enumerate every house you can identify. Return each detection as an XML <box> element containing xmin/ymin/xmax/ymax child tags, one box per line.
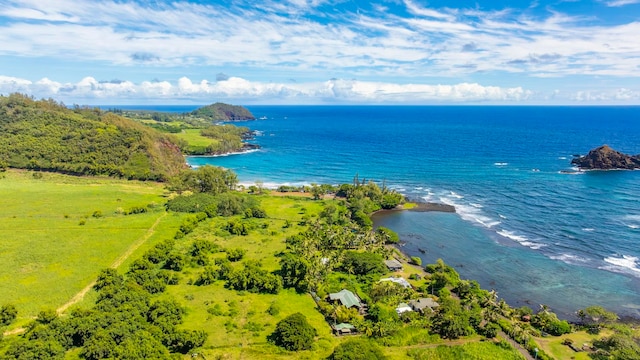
<box><xmin>332</xmin><ymin>322</ymin><xmax>356</xmax><ymax>335</ymax></box>
<box><xmin>408</xmin><ymin>298</ymin><xmax>439</xmax><ymax>313</ymax></box>
<box><xmin>395</xmin><ymin>302</ymin><xmax>413</xmax><ymax>315</ymax></box>
<box><xmin>329</xmin><ymin>289</ymin><xmax>361</xmax><ymax>308</ymax></box>
<box><xmin>384</xmin><ymin>259</ymin><xmax>403</xmax><ymax>271</ymax></box>
<box><xmin>380</xmin><ymin>276</ymin><xmax>412</xmax><ymax>289</ymax></box>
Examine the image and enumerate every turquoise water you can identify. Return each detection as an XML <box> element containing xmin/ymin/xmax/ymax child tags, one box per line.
<box><xmin>186</xmin><ymin>106</ymin><xmax>640</xmax><ymax>319</ymax></box>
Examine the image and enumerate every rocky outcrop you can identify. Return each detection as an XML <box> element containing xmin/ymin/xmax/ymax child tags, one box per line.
<box><xmin>571</xmin><ymin>145</ymin><xmax>640</xmax><ymax>170</ymax></box>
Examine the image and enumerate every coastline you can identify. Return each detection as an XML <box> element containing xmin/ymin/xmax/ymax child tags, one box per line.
<box><xmin>373</xmin><ymin>201</ymin><xmax>456</xmax><ymax>215</ymax></box>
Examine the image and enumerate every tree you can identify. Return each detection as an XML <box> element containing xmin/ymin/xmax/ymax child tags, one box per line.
<box><xmin>341</xmin><ymin>251</ymin><xmax>386</xmax><ymax>276</ymax></box>
<box><xmin>330</xmin><ymin>338</ymin><xmax>387</xmax><ymax>360</ymax></box>
<box><xmin>432</xmin><ymin>300</ymin><xmax>473</xmax><ymax>339</ymax></box>
<box><xmin>375</xmin><ymin>226</ymin><xmax>399</xmax><ymax>244</ymax></box>
<box><xmin>269</xmin><ymin>313</ymin><xmax>317</xmax><ymax>351</ymax></box>
<box><xmin>279</xmin><ymin>253</ymin><xmax>310</xmax><ymax>292</ymax></box>
<box><xmin>0</xmin><ymin>304</ymin><xmax>18</xmax><ymax>326</ymax></box>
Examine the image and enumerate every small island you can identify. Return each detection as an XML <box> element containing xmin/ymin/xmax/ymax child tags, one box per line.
<box><xmin>571</xmin><ymin>145</ymin><xmax>640</xmax><ymax>170</ymax></box>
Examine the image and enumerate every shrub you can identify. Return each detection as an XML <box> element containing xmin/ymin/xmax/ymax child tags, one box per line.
<box><xmin>410</xmin><ymin>256</ymin><xmax>422</xmax><ymax>266</ymax></box>
<box><xmin>0</xmin><ymin>304</ymin><xmax>18</xmax><ymax>326</ymax></box>
<box><xmin>330</xmin><ymin>338</ymin><xmax>387</xmax><ymax>360</ymax></box>
<box><xmin>269</xmin><ymin>313</ymin><xmax>317</xmax><ymax>351</ymax></box>
<box><xmin>226</xmin><ymin>247</ymin><xmax>247</xmax><ymax>262</ymax></box>
<box><xmin>266</xmin><ymin>302</ymin><xmax>281</xmax><ymax>316</ymax></box>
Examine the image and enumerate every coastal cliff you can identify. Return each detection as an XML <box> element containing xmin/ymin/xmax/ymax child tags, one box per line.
<box><xmin>571</xmin><ymin>145</ymin><xmax>640</xmax><ymax>170</ymax></box>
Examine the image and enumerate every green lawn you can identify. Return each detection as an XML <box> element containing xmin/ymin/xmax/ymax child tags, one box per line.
<box><xmin>173</xmin><ymin>128</ymin><xmax>215</xmax><ymax>152</ymax></box>
<box><xmin>0</xmin><ymin>170</ymin><xmax>181</xmax><ymax>323</ymax></box>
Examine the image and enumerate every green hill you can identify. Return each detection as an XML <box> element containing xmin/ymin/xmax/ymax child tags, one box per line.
<box><xmin>190</xmin><ymin>102</ymin><xmax>255</xmax><ymax>121</ymax></box>
<box><xmin>0</xmin><ymin>93</ymin><xmax>186</xmax><ymax>181</ymax></box>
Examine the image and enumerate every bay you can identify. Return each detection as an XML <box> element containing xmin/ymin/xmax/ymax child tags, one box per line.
<box><xmin>187</xmin><ymin>105</ymin><xmax>640</xmax><ymax>319</ymax></box>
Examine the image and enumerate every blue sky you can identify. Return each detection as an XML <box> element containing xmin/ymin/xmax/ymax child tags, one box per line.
<box><xmin>0</xmin><ymin>0</ymin><xmax>639</xmax><ymax>104</ymax></box>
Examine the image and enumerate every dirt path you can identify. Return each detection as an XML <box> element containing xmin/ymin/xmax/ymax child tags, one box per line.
<box><xmin>2</xmin><ymin>212</ymin><xmax>169</xmax><ymax>337</ymax></box>
<box><xmin>56</xmin><ymin>212</ymin><xmax>168</xmax><ymax>315</ymax></box>
<box><xmin>499</xmin><ymin>331</ymin><xmax>536</xmax><ymax>360</ymax></box>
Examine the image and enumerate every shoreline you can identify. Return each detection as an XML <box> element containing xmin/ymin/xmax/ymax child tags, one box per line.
<box><xmin>373</xmin><ymin>201</ymin><xmax>456</xmax><ymax>215</ymax></box>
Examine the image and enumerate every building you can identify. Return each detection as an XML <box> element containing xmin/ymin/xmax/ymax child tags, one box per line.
<box><xmin>408</xmin><ymin>298</ymin><xmax>439</xmax><ymax>313</ymax></box>
<box><xmin>384</xmin><ymin>259</ymin><xmax>403</xmax><ymax>271</ymax></box>
<box><xmin>396</xmin><ymin>302</ymin><xmax>413</xmax><ymax>315</ymax></box>
<box><xmin>380</xmin><ymin>276</ymin><xmax>412</xmax><ymax>289</ymax></box>
<box><xmin>332</xmin><ymin>322</ymin><xmax>356</xmax><ymax>335</ymax></box>
<box><xmin>328</xmin><ymin>289</ymin><xmax>361</xmax><ymax>308</ymax></box>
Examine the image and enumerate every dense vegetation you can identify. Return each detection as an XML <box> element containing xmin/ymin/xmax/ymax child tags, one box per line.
<box><xmin>190</xmin><ymin>102</ymin><xmax>255</xmax><ymax>121</ymax></box>
<box><xmin>0</xmin><ymin>94</ymin><xmax>185</xmax><ymax>180</ymax></box>
<box><xmin>118</xmin><ymin>106</ymin><xmax>258</xmax><ymax>155</ymax></box>
<box><xmin>1</xmin><ymin>145</ymin><xmax>638</xmax><ymax>359</ymax></box>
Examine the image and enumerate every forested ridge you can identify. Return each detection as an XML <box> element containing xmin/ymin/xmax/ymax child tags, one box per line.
<box><xmin>0</xmin><ymin>94</ymin><xmax>186</xmax><ymax>180</ymax></box>
<box><xmin>190</xmin><ymin>102</ymin><xmax>255</xmax><ymax>121</ymax></box>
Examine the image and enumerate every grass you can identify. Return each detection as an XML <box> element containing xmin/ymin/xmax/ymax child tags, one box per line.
<box><xmin>534</xmin><ymin>329</ymin><xmax>612</xmax><ymax>360</ymax></box>
<box><xmin>161</xmin><ymin>194</ymin><xmax>342</xmax><ymax>359</ymax></box>
<box><xmin>403</xmin><ymin>340</ymin><xmax>526</xmax><ymax>360</ymax></box>
<box><xmin>173</xmin><ymin>128</ymin><xmax>216</xmax><ymax>151</ymax></box>
<box><xmin>0</xmin><ymin>170</ymin><xmax>181</xmax><ymax>323</ymax></box>
<box><xmin>0</xmin><ymin>172</ymin><xmax>534</xmax><ymax>359</ymax></box>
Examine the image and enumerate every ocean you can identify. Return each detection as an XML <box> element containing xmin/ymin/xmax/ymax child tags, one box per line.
<box><xmin>183</xmin><ymin>105</ymin><xmax>640</xmax><ymax>319</ymax></box>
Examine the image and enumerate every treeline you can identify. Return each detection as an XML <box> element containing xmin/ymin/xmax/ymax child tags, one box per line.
<box><xmin>0</xmin><ymin>94</ymin><xmax>185</xmax><ymax>181</ymax></box>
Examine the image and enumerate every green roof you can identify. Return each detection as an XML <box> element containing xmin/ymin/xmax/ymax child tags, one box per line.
<box><xmin>334</xmin><ymin>323</ymin><xmax>355</xmax><ymax>330</ymax></box>
<box><xmin>329</xmin><ymin>289</ymin><xmax>361</xmax><ymax>308</ymax></box>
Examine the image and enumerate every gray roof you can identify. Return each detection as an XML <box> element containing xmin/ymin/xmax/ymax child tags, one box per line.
<box><xmin>329</xmin><ymin>289</ymin><xmax>361</xmax><ymax>308</ymax></box>
<box><xmin>380</xmin><ymin>277</ymin><xmax>412</xmax><ymax>288</ymax></box>
<box><xmin>409</xmin><ymin>298</ymin><xmax>439</xmax><ymax>311</ymax></box>
<box><xmin>384</xmin><ymin>259</ymin><xmax>403</xmax><ymax>270</ymax></box>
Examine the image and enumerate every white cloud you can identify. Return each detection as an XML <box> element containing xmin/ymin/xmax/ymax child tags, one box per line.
<box><xmin>0</xmin><ymin>75</ymin><xmax>536</xmax><ymax>104</ymax></box>
<box><xmin>603</xmin><ymin>0</ymin><xmax>640</xmax><ymax>7</ymax></box>
<box><xmin>0</xmin><ymin>0</ymin><xmax>639</xmax><ymax>95</ymax></box>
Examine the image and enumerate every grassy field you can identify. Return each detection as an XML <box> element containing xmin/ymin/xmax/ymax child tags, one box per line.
<box><xmin>534</xmin><ymin>329</ymin><xmax>612</xmax><ymax>360</ymax></box>
<box><xmin>164</xmin><ymin>195</ymin><xmax>338</xmax><ymax>359</ymax></box>
<box><xmin>173</xmin><ymin>128</ymin><xmax>219</xmax><ymax>153</ymax></box>
<box><xmin>0</xmin><ymin>170</ymin><xmax>182</xmax><ymax>324</ymax></box>
<box><xmin>0</xmin><ymin>172</ymin><xmax>537</xmax><ymax>359</ymax></box>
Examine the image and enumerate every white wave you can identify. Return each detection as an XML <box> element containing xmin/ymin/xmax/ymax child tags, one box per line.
<box><xmin>497</xmin><ymin>229</ymin><xmax>528</xmax><ymax>242</ymax></box>
<box><xmin>496</xmin><ymin>229</ymin><xmax>547</xmax><ymax>249</ymax></box>
<box><xmin>499</xmin><ymin>214</ymin><xmax>507</xmax><ymax>219</ymax></box>
<box><xmin>600</xmin><ymin>255</ymin><xmax>640</xmax><ymax>277</ymax></box>
<box><xmin>582</xmin><ymin>228</ymin><xmax>595</xmax><ymax>232</ymax></box>
<box><xmin>237</xmin><ymin>180</ymin><xmax>311</xmax><ymax>189</ymax></box>
<box><xmin>470</xmin><ymin>203</ymin><xmax>483</xmax><ymax>208</ymax></box>
<box><xmin>521</xmin><ymin>241</ymin><xmax>547</xmax><ymax>250</ymax></box>
<box><xmin>494</xmin><ymin>162</ymin><xmax>508</xmax><ymax>166</ymax></box>
<box><xmin>439</xmin><ymin>195</ymin><xmax>500</xmax><ymax>229</ymax></box>
<box><xmin>449</xmin><ymin>191</ymin><xmax>463</xmax><ymax>199</ymax></box>
<box><xmin>558</xmin><ymin>156</ymin><xmax>567</xmax><ymax>160</ymax></box>
<box><xmin>550</xmin><ymin>253</ymin><xmax>589</xmax><ymax>264</ymax></box>
<box><xmin>621</xmin><ymin>215</ymin><xmax>640</xmax><ymax>229</ymax></box>
<box><xmin>189</xmin><ymin>149</ymin><xmax>261</xmax><ymax>158</ymax></box>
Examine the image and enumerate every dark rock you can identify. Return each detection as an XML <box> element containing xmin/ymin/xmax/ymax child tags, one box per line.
<box><xmin>571</xmin><ymin>145</ymin><xmax>640</xmax><ymax>170</ymax></box>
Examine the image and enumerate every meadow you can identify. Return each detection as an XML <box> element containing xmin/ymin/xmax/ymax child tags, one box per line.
<box><xmin>0</xmin><ymin>170</ymin><xmax>183</xmax><ymax>325</ymax></box>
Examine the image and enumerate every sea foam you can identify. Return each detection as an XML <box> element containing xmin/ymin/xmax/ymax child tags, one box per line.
<box><xmin>601</xmin><ymin>255</ymin><xmax>640</xmax><ymax>277</ymax></box>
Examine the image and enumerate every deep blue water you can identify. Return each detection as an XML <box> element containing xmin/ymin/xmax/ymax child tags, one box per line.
<box><xmin>186</xmin><ymin>106</ymin><xmax>640</xmax><ymax>319</ymax></box>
